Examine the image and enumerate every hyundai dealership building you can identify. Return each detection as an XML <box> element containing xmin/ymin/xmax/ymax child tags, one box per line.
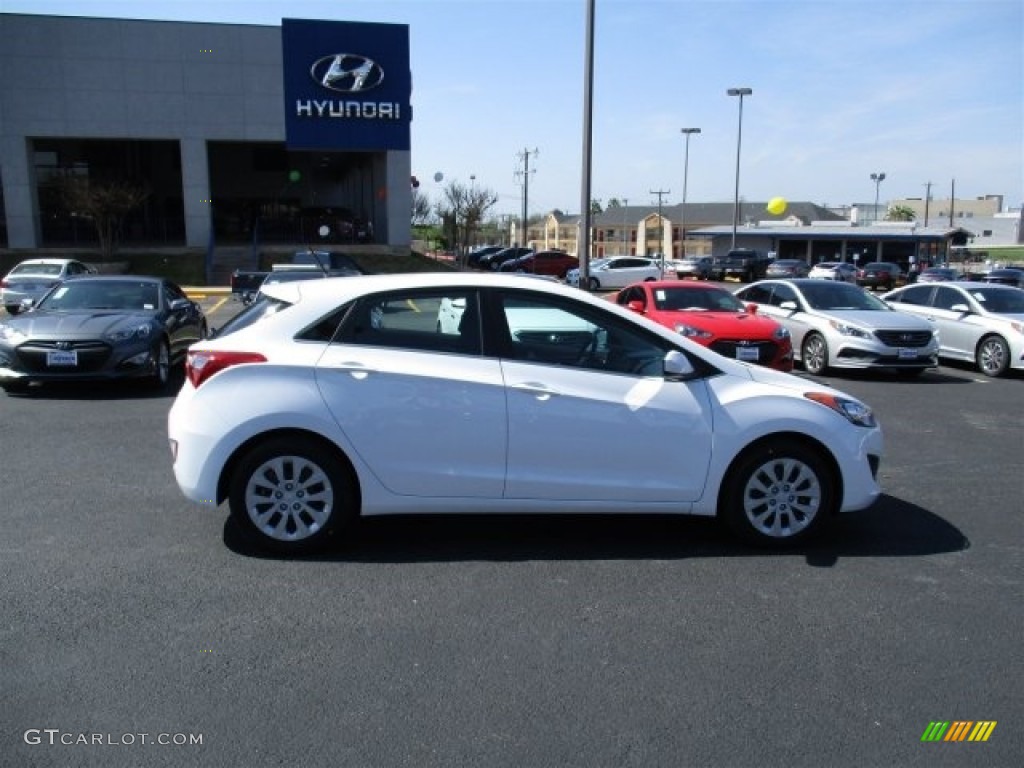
<box><xmin>0</xmin><ymin>13</ymin><xmax>413</xmax><ymax>254</ymax></box>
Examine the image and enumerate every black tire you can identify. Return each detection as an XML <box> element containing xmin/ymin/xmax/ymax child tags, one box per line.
<box><xmin>801</xmin><ymin>332</ymin><xmax>829</xmax><ymax>376</ymax></box>
<box><xmin>976</xmin><ymin>335</ymin><xmax>1010</xmax><ymax>378</ymax></box>
<box><xmin>149</xmin><ymin>339</ymin><xmax>170</xmax><ymax>390</ymax></box>
<box><xmin>588</xmin><ymin>277</ymin><xmax>600</xmax><ymax>291</ymax></box>
<box><xmin>720</xmin><ymin>438</ymin><xmax>836</xmax><ymax>547</ymax></box>
<box><xmin>228</xmin><ymin>436</ymin><xmax>356</xmax><ymax>554</ymax></box>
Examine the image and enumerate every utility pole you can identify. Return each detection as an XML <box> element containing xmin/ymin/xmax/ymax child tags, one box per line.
<box><xmin>650</xmin><ymin>188</ymin><xmax>670</xmax><ymax>273</ymax></box>
<box><xmin>515</xmin><ymin>148</ymin><xmax>538</xmax><ymax>249</ymax></box>
<box><xmin>923</xmin><ymin>181</ymin><xmax>932</xmax><ymax>226</ymax></box>
<box><xmin>621</xmin><ymin>197</ymin><xmax>629</xmax><ymax>256</ymax></box>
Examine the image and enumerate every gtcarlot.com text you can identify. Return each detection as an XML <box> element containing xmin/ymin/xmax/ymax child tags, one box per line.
<box><xmin>24</xmin><ymin>729</ymin><xmax>203</xmax><ymax>747</ymax></box>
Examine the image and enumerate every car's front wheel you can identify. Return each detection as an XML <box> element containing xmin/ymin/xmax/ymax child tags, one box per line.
<box><xmin>720</xmin><ymin>438</ymin><xmax>836</xmax><ymax>547</ymax></box>
<box><xmin>228</xmin><ymin>436</ymin><xmax>357</xmax><ymax>554</ymax></box>
<box><xmin>149</xmin><ymin>339</ymin><xmax>170</xmax><ymax>389</ymax></box>
<box><xmin>801</xmin><ymin>333</ymin><xmax>829</xmax><ymax>376</ymax></box>
<box><xmin>976</xmin><ymin>334</ymin><xmax>1010</xmax><ymax>377</ymax></box>
<box><xmin>588</xmin><ymin>277</ymin><xmax>600</xmax><ymax>291</ymax></box>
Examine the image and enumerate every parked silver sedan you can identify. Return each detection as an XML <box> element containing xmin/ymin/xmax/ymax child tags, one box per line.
<box><xmin>881</xmin><ymin>281</ymin><xmax>1024</xmax><ymax>377</ymax></box>
<box><xmin>734</xmin><ymin>279</ymin><xmax>939</xmax><ymax>377</ymax></box>
<box><xmin>1</xmin><ymin>258</ymin><xmax>95</xmax><ymax>314</ymax></box>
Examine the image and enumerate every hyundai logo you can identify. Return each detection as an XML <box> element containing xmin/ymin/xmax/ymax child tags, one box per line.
<box><xmin>310</xmin><ymin>54</ymin><xmax>384</xmax><ymax>93</ymax></box>
<box><xmin>56</xmin><ymin>341</ymin><xmax>72</xmax><ymax>350</ymax></box>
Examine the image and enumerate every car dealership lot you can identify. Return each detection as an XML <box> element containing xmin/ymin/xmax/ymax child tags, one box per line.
<box><xmin>2</xmin><ymin>296</ymin><xmax>1022</xmax><ymax>767</ymax></box>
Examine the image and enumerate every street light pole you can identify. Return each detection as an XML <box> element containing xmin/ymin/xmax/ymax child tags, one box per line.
<box><xmin>870</xmin><ymin>172</ymin><xmax>886</xmax><ymax>223</ymax></box>
<box><xmin>680</xmin><ymin>127</ymin><xmax>700</xmax><ymax>256</ymax></box>
<box><xmin>727</xmin><ymin>88</ymin><xmax>752</xmax><ymax>251</ymax></box>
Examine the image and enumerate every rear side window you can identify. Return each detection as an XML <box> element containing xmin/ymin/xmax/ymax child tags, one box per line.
<box><xmin>214</xmin><ymin>296</ymin><xmax>291</xmax><ymax>338</ymax></box>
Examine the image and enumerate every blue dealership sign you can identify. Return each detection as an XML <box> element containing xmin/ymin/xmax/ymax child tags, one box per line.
<box><xmin>282</xmin><ymin>18</ymin><xmax>411</xmax><ymax>151</ymax></box>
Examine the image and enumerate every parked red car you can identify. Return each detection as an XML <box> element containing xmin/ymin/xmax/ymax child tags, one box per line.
<box><xmin>614</xmin><ymin>280</ymin><xmax>794</xmax><ymax>371</ymax></box>
<box><xmin>499</xmin><ymin>250</ymin><xmax>579</xmax><ymax>278</ymax></box>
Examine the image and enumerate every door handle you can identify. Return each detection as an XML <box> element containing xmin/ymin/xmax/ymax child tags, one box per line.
<box><xmin>510</xmin><ymin>382</ymin><xmax>561</xmax><ymax>400</ymax></box>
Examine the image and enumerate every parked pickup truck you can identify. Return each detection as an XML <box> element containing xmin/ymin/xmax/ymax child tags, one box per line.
<box><xmin>708</xmin><ymin>248</ymin><xmax>774</xmax><ymax>283</ymax></box>
<box><xmin>230</xmin><ymin>250</ymin><xmax>366</xmax><ymax>301</ymax></box>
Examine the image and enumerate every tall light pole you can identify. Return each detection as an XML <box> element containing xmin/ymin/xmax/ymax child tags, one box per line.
<box><xmin>870</xmin><ymin>172</ymin><xmax>886</xmax><ymax>223</ymax></box>
<box><xmin>727</xmin><ymin>88</ymin><xmax>752</xmax><ymax>251</ymax></box>
<box><xmin>680</xmin><ymin>127</ymin><xmax>700</xmax><ymax>256</ymax></box>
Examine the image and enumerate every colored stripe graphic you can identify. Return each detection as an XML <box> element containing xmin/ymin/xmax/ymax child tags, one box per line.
<box><xmin>968</xmin><ymin>722</ymin><xmax>997</xmax><ymax>742</ymax></box>
<box><xmin>921</xmin><ymin>720</ymin><xmax>996</xmax><ymax>742</ymax></box>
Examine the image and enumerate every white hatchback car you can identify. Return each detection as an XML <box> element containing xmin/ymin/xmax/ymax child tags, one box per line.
<box><xmin>881</xmin><ymin>281</ymin><xmax>1024</xmax><ymax>377</ymax></box>
<box><xmin>734</xmin><ymin>279</ymin><xmax>939</xmax><ymax>377</ymax></box>
<box><xmin>566</xmin><ymin>257</ymin><xmax>665</xmax><ymax>291</ymax></box>
<box><xmin>168</xmin><ymin>273</ymin><xmax>883</xmax><ymax>554</ymax></box>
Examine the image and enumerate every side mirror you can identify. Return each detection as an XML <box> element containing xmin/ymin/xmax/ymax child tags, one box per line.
<box><xmin>779</xmin><ymin>300</ymin><xmax>798</xmax><ymax>311</ymax></box>
<box><xmin>169</xmin><ymin>298</ymin><xmax>191</xmax><ymax>311</ymax></box>
<box><xmin>19</xmin><ymin>298</ymin><xmax>35</xmax><ymax>311</ymax></box>
<box><xmin>663</xmin><ymin>349</ymin><xmax>696</xmax><ymax>380</ymax></box>
<box><xmin>950</xmin><ymin>303</ymin><xmax>970</xmax><ymax>314</ymax></box>
<box><xmin>626</xmin><ymin>300</ymin><xmax>645</xmax><ymax>314</ymax></box>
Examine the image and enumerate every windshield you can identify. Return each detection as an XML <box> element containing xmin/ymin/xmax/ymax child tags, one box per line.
<box><xmin>799</xmin><ymin>281</ymin><xmax>888</xmax><ymax>311</ymax></box>
<box><xmin>11</xmin><ymin>262</ymin><xmax>64</xmax><ymax>276</ymax></box>
<box><xmin>36</xmin><ymin>280</ymin><xmax>160</xmax><ymax>311</ymax></box>
<box><xmin>969</xmin><ymin>287</ymin><xmax>1024</xmax><ymax>314</ymax></box>
<box><xmin>652</xmin><ymin>286</ymin><xmax>745</xmax><ymax>312</ymax></box>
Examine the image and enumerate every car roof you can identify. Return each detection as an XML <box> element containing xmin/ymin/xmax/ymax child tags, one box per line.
<box><xmin>258</xmin><ymin>272</ymin><xmax>662</xmax><ymax>322</ymax></box>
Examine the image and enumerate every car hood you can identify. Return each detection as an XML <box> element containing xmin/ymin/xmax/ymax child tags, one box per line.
<box><xmin>813</xmin><ymin>309</ymin><xmax>929</xmax><ymax>329</ymax></box>
<box><xmin>2</xmin><ymin>310</ymin><xmax>155</xmax><ymax>337</ymax></box>
<box><xmin>651</xmin><ymin>310</ymin><xmax>781</xmax><ymax>336</ymax></box>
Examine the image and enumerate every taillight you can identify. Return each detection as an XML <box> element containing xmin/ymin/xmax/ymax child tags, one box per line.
<box><xmin>186</xmin><ymin>350</ymin><xmax>266</xmax><ymax>388</ymax></box>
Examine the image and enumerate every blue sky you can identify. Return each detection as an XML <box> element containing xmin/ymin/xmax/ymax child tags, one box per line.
<box><xmin>5</xmin><ymin>0</ymin><xmax>1022</xmax><ymax>219</ymax></box>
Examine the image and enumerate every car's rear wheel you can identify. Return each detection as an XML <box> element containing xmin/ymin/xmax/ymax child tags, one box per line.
<box><xmin>720</xmin><ymin>438</ymin><xmax>836</xmax><ymax>547</ymax></box>
<box><xmin>801</xmin><ymin>332</ymin><xmax>829</xmax><ymax>376</ymax></box>
<box><xmin>228</xmin><ymin>437</ymin><xmax>356</xmax><ymax>554</ymax></box>
<box><xmin>976</xmin><ymin>335</ymin><xmax>1010</xmax><ymax>377</ymax></box>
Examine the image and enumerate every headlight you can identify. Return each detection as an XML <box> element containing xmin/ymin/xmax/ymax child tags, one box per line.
<box><xmin>674</xmin><ymin>323</ymin><xmax>713</xmax><ymax>339</ymax></box>
<box><xmin>804</xmin><ymin>392</ymin><xmax>877</xmax><ymax>427</ymax></box>
<box><xmin>0</xmin><ymin>324</ymin><xmax>27</xmax><ymax>344</ymax></box>
<box><xmin>828</xmin><ymin>319</ymin><xmax>869</xmax><ymax>338</ymax></box>
<box><xmin>105</xmin><ymin>324</ymin><xmax>152</xmax><ymax>343</ymax></box>
<box><xmin>772</xmin><ymin>326</ymin><xmax>791</xmax><ymax>341</ymax></box>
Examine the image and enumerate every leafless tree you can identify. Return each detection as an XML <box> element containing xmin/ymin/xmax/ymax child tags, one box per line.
<box><xmin>433</xmin><ymin>179</ymin><xmax>499</xmax><ymax>265</ymax></box>
<box><xmin>59</xmin><ymin>176</ymin><xmax>150</xmax><ymax>259</ymax></box>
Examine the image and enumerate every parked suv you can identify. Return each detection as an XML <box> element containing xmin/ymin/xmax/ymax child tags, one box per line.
<box><xmin>857</xmin><ymin>261</ymin><xmax>903</xmax><ymax>291</ymax></box>
<box><xmin>708</xmin><ymin>249</ymin><xmax>773</xmax><ymax>283</ymax></box>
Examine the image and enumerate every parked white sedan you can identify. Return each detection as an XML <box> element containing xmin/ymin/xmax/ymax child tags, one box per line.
<box><xmin>808</xmin><ymin>261</ymin><xmax>858</xmax><ymax>283</ymax></box>
<box><xmin>882</xmin><ymin>281</ymin><xmax>1024</xmax><ymax>377</ymax></box>
<box><xmin>566</xmin><ymin>257</ymin><xmax>665</xmax><ymax>291</ymax></box>
<box><xmin>734</xmin><ymin>278</ymin><xmax>939</xmax><ymax>377</ymax></box>
<box><xmin>169</xmin><ymin>273</ymin><xmax>883</xmax><ymax>554</ymax></box>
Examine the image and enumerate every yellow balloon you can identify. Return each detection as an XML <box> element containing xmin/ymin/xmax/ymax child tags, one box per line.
<box><xmin>767</xmin><ymin>197</ymin><xmax>787</xmax><ymax>215</ymax></box>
